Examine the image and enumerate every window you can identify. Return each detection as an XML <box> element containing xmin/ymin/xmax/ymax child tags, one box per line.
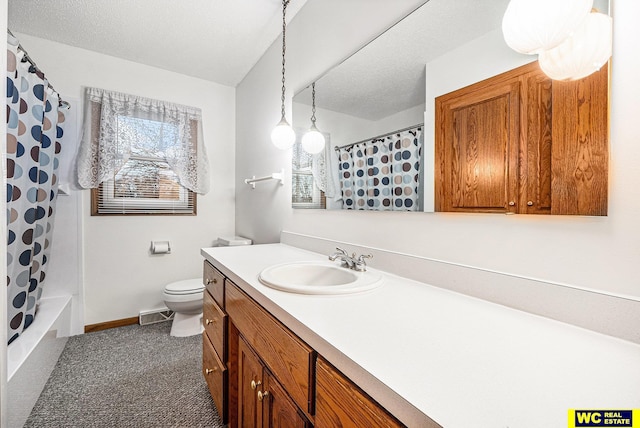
<box><xmin>78</xmin><ymin>88</ymin><xmax>209</xmax><ymax>215</ymax></box>
<box><xmin>292</xmin><ymin>141</ymin><xmax>325</xmax><ymax>209</ymax></box>
<box><xmin>93</xmin><ymin>115</ymin><xmax>195</xmax><ymax>214</ymax></box>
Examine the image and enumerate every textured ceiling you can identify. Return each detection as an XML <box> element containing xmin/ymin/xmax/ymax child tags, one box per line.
<box><xmin>294</xmin><ymin>0</ymin><xmax>512</xmax><ymax>121</ymax></box>
<box><xmin>8</xmin><ymin>0</ymin><xmax>307</xmax><ymax>87</ymax></box>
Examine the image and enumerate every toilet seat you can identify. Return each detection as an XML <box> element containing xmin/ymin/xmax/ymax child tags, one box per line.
<box><xmin>164</xmin><ymin>278</ymin><xmax>205</xmax><ymax>295</ymax></box>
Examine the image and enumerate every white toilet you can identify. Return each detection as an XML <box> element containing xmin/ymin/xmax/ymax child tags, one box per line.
<box><xmin>162</xmin><ymin>236</ymin><xmax>252</xmax><ymax>337</ymax></box>
<box><xmin>163</xmin><ymin>278</ymin><xmax>205</xmax><ymax>337</ymax></box>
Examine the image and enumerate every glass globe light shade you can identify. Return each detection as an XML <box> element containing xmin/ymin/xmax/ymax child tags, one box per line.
<box><xmin>301</xmin><ymin>125</ymin><xmax>326</xmax><ymax>154</ymax></box>
<box><xmin>538</xmin><ymin>12</ymin><xmax>612</xmax><ymax>81</ymax></box>
<box><xmin>271</xmin><ymin>118</ymin><xmax>296</xmax><ymax>150</ymax></box>
<box><xmin>502</xmin><ymin>0</ymin><xmax>593</xmax><ymax>54</ymax></box>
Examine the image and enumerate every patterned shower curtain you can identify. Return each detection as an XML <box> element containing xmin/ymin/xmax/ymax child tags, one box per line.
<box><xmin>6</xmin><ymin>36</ymin><xmax>65</xmax><ymax>344</ymax></box>
<box><xmin>337</xmin><ymin>126</ymin><xmax>422</xmax><ymax>211</ymax></box>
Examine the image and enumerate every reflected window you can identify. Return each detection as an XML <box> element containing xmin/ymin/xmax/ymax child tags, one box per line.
<box><xmin>292</xmin><ymin>141</ymin><xmax>325</xmax><ymax>209</ymax></box>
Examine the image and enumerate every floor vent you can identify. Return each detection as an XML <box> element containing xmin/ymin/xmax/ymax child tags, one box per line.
<box><xmin>139</xmin><ymin>309</ymin><xmax>174</xmax><ymax>326</ymax></box>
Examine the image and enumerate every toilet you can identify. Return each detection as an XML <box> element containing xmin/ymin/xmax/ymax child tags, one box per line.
<box><xmin>163</xmin><ymin>279</ymin><xmax>205</xmax><ymax>337</ymax></box>
<box><xmin>162</xmin><ymin>236</ymin><xmax>252</xmax><ymax>337</ymax></box>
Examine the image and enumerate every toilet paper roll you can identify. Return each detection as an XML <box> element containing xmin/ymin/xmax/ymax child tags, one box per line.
<box><xmin>150</xmin><ymin>241</ymin><xmax>171</xmax><ymax>254</ymax></box>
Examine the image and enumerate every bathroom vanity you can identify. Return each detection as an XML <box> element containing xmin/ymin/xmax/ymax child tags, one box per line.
<box><xmin>201</xmin><ymin>244</ymin><xmax>640</xmax><ymax>427</ymax></box>
<box><xmin>201</xmin><ymin>252</ymin><xmax>405</xmax><ymax>427</ymax></box>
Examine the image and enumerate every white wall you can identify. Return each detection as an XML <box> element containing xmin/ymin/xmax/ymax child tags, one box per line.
<box><xmin>14</xmin><ymin>34</ymin><xmax>237</xmax><ymax>325</ymax></box>
<box><xmin>236</xmin><ymin>0</ymin><xmax>640</xmax><ymax>323</ymax></box>
<box><xmin>236</xmin><ymin>0</ymin><xmax>428</xmax><ymax>244</ymax></box>
<box><xmin>294</xmin><ymin>102</ymin><xmax>424</xmax><ymax>150</ymax></box>
<box><xmin>38</xmin><ymin>97</ymin><xmax>84</xmax><ymax>335</ymax></box>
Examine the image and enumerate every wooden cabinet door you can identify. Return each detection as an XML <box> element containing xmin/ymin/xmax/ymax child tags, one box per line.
<box><xmin>238</xmin><ymin>337</ymin><xmax>263</xmax><ymax>428</ymax></box>
<box><xmin>203</xmin><ymin>291</ymin><xmax>227</xmax><ymax>361</ymax></box>
<box><xmin>520</xmin><ymin>70</ymin><xmax>553</xmax><ymax>214</ymax></box>
<box><xmin>262</xmin><ymin>371</ymin><xmax>309</xmax><ymax>428</ymax></box>
<box><xmin>315</xmin><ymin>358</ymin><xmax>406</xmax><ymax>428</ymax></box>
<box><xmin>238</xmin><ymin>335</ymin><xmax>309</xmax><ymax>428</ymax></box>
<box><xmin>203</xmin><ymin>332</ymin><xmax>227</xmax><ymax>423</ymax></box>
<box><xmin>551</xmin><ymin>65</ymin><xmax>608</xmax><ymax>216</ymax></box>
<box><xmin>436</xmin><ymin>80</ymin><xmax>520</xmax><ymax>213</ymax></box>
<box><xmin>226</xmin><ymin>282</ymin><xmax>313</xmax><ymax>415</ymax></box>
<box><xmin>436</xmin><ymin>61</ymin><xmax>608</xmax><ymax>215</ymax></box>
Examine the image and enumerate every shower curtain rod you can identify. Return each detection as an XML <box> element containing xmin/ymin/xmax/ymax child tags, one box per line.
<box><xmin>334</xmin><ymin>122</ymin><xmax>424</xmax><ymax>151</ymax></box>
<box><xmin>7</xmin><ymin>29</ymin><xmax>70</xmax><ymax>109</ymax></box>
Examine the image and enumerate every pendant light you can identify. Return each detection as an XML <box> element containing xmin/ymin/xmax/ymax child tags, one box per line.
<box><xmin>301</xmin><ymin>82</ymin><xmax>325</xmax><ymax>154</ymax></box>
<box><xmin>538</xmin><ymin>11</ymin><xmax>612</xmax><ymax>81</ymax></box>
<box><xmin>502</xmin><ymin>0</ymin><xmax>593</xmax><ymax>54</ymax></box>
<box><xmin>270</xmin><ymin>0</ymin><xmax>296</xmax><ymax>150</ymax></box>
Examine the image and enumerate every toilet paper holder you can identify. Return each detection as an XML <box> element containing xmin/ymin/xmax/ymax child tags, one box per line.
<box><xmin>150</xmin><ymin>241</ymin><xmax>171</xmax><ymax>255</ymax></box>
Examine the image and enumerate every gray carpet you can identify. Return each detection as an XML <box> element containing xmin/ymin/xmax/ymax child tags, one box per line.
<box><xmin>24</xmin><ymin>322</ymin><xmax>224</xmax><ymax>428</ymax></box>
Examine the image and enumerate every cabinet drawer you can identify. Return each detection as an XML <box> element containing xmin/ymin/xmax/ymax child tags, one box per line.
<box><xmin>203</xmin><ymin>290</ymin><xmax>227</xmax><ymax>361</ymax></box>
<box><xmin>316</xmin><ymin>357</ymin><xmax>404</xmax><ymax>428</ymax></box>
<box><xmin>226</xmin><ymin>282</ymin><xmax>314</xmax><ymax>415</ymax></box>
<box><xmin>203</xmin><ymin>332</ymin><xmax>227</xmax><ymax>423</ymax></box>
<box><xmin>203</xmin><ymin>260</ymin><xmax>225</xmax><ymax>308</ymax></box>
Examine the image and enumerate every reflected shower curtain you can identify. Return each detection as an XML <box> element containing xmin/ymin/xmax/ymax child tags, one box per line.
<box><xmin>6</xmin><ymin>36</ymin><xmax>65</xmax><ymax>344</ymax></box>
<box><xmin>337</xmin><ymin>126</ymin><xmax>422</xmax><ymax>211</ymax></box>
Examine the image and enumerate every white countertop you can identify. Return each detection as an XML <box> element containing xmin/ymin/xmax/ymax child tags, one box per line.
<box><xmin>202</xmin><ymin>243</ymin><xmax>640</xmax><ymax>428</ymax></box>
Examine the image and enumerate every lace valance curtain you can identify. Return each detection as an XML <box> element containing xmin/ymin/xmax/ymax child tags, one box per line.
<box><xmin>77</xmin><ymin>87</ymin><xmax>210</xmax><ymax>194</ymax></box>
<box><xmin>337</xmin><ymin>126</ymin><xmax>423</xmax><ymax>211</ymax></box>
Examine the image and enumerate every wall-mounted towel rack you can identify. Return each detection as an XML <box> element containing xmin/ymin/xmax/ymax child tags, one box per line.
<box><xmin>245</xmin><ymin>169</ymin><xmax>284</xmax><ymax>189</ymax></box>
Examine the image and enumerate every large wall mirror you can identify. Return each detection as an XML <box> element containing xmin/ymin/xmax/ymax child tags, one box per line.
<box><xmin>292</xmin><ymin>0</ymin><xmax>610</xmax><ymax>215</ymax></box>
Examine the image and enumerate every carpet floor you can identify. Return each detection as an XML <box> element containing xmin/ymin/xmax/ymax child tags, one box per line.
<box><xmin>24</xmin><ymin>322</ymin><xmax>224</xmax><ymax>428</ymax></box>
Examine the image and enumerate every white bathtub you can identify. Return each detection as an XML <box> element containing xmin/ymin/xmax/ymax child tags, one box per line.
<box><xmin>7</xmin><ymin>295</ymin><xmax>72</xmax><ymax>428</ymax></box>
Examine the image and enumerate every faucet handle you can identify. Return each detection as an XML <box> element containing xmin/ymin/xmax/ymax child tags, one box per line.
<box><xmin>357</xmin><ymin>254</ymin><xmax>372</xmax><ymax>262</ymax></box>
<box><xmin>334</xmin><ymin>247</ymin><xmax>348</xmax><ymax>255</ymax></box>
<box><xmin>354</xmin><ymin>254</ymin><xmax>373</xmax><ymax>271</ymax></box>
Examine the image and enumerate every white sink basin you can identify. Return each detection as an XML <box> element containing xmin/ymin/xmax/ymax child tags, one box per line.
<box><xmin>258</xmin><ymin>261</ymin><xmax>383</xmax><ymax>295</ymax></box>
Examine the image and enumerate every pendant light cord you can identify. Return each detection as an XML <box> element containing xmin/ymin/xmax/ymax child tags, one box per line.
<box><xmin>311</xmin><ymin>82</ymin><xmax>317</xmax><ymax>126</ymax></box>
<box><xmin>280</xmin><ymin>0</ymin><xmax>290</xmax><ymax>119</ymax></box>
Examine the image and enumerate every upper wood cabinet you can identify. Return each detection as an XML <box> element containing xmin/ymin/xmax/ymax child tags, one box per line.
<box><xmin>435</xmin><ymin>61</ymin><xmax>608</xmax><ymax>216</ymax></box>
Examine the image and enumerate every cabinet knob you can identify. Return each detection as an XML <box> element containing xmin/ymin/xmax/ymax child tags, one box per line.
<box><xmin>205</xmin><ymin>368</ymin><xmax>216</xmax><ymax>375</ymax></box>
<box><xmin>527</xmin><ymin>201</ymin><xmax>534</xmax><ymax>206</ymax></box>
<box><xmin>257</xmin><ymin>390</ymin><xmax>269</xmax><ymax>401</ymax></box>
<box><xmin>205</xmin><ymin>318</ymin><xmax>215</xmax><ymax>325</ymax></box>
<box><xmin>508</xmin><ymin>201</ymin><xmax>515</xmax><ymax>206</ymax></box>
<box><xmin>251</xmin><ymin>380</ymin><xmax>261</xmax><ymax>390</ymax></box>
<box><xmin>206</xmin><ymin>278</ymin><xmax>218</xmax><ymax>285</ymax></box>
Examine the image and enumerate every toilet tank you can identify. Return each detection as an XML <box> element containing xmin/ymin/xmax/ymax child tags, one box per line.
<box><xmin>217</xmin><ymin>236</ymin><xmax>252</xmax><ymax>247</ymax></box>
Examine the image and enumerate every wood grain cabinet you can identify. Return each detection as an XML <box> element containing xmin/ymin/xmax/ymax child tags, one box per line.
<box><xmin>316</xmin><ymin>357</ymin><xmax>404</xmax><ymax>428</ymax></box>
<box><xmin>238</xmin><ymin>336</ymin><xmax>310</xmax><ymax>427</ymax></box>
<box><xmin>202</xmin><ymin>260</ymin><xmax>419</xmax><ymax>427</ymax></box>
<box><xmin>201</xmin><ymin>261</ymin><xmax>228</xmax><ymax>423</ymax></box>
<box><xmin>435</xmin><ymin>61</ymin><xmax>608</xmax><ymax>216</ymax></box>
<box><xmin>226</xmin><ymin>281</ymin><xmax>313</xmax><ymax>426</ymax></box>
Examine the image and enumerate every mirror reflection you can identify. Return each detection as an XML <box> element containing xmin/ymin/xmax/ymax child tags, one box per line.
<box><xmin>292</xmin><ymin>0</ymin><xmax>609</xmax><ymax>213</ymax></box>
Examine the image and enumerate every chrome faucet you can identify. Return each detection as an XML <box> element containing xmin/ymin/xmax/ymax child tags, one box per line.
<box><xmin>328</xmin><ymin>247</ymin><xmax>373</xmax><ymax>272</ymax></box>
<box><xmin>328</xmin><ymin>247</ymin><xmax>355</xmax><ymax>269</ymax></box>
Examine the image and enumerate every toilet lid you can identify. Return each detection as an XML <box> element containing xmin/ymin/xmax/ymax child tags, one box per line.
<box><xmin>164</xmin><ymin>278</ymin><xmax>205</xmax><ymax>295</ymax></box>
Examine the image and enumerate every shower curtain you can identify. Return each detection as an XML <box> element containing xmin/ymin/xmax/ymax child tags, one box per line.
<box><xmin>337</xmin><ymin>126</ymin><xmax>422</xmax><ymax>211</ymax></box>
<box><xmin>6</xmin><ymin>35</ymin><xmax>65</xmax><ymax>344</ymax></box>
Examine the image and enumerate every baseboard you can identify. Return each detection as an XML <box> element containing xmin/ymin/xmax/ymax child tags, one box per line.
<box><xmin>84</xmin><ymin>317</ymin><xmax>139</xmax><ymax>333</ymax></box>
